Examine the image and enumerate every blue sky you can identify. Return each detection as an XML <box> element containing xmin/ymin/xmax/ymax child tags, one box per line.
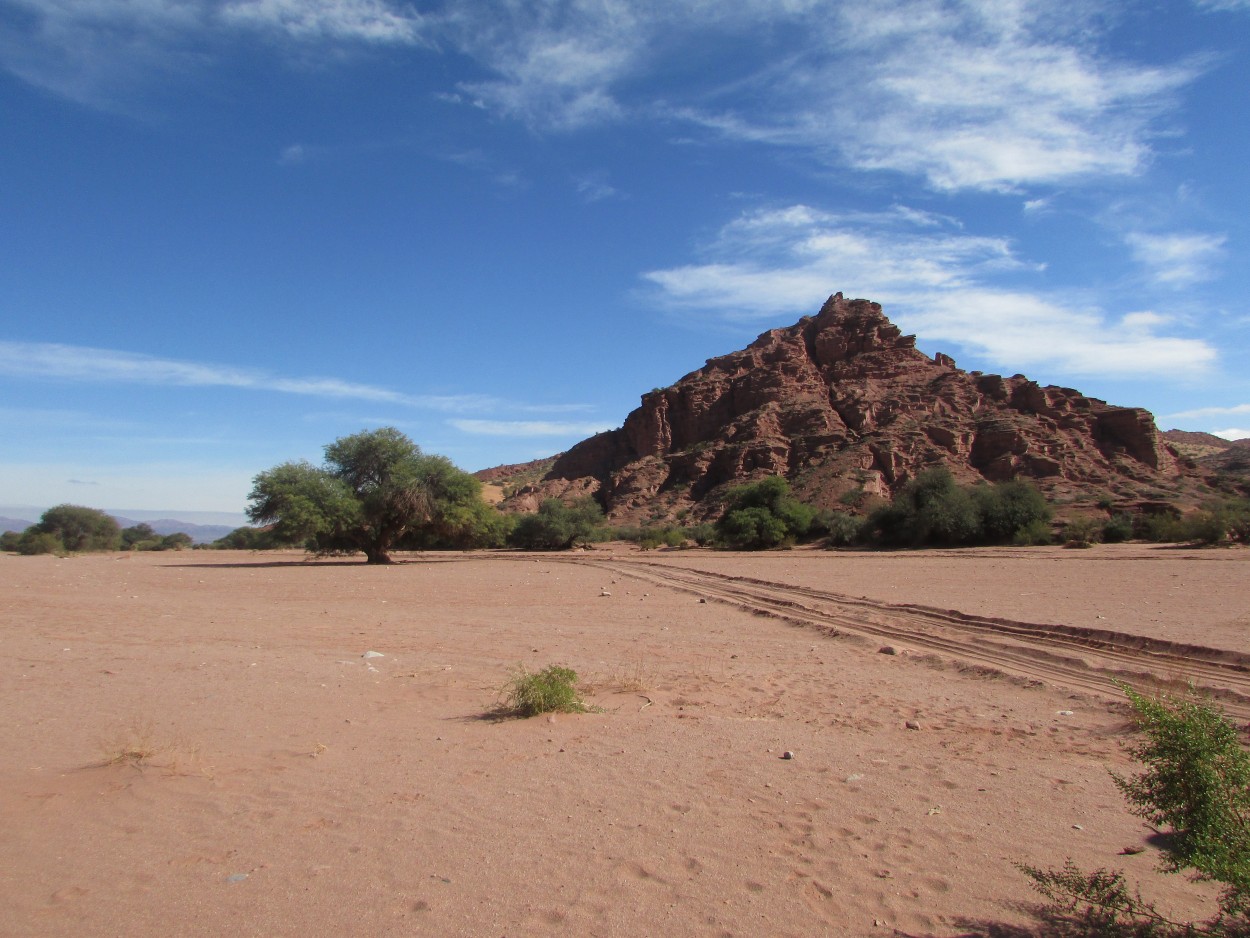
<box><xmin>2</xmin><ymin>0</ymin><xmax>1248</xmax><ymax>520</ymax></box>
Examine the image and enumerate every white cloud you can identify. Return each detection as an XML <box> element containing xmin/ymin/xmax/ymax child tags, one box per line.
<box><xmin>1162</xmin><ymin>403</ymin><xmax>1250</xmax><ymax>422</ymax></box>
<box><xmin>0</xmin><ymin>341</ymin><xmax>517</xmax><ymax>413</ymax></box>
<box><xmin>1125</xmin><ymin>231</ymin><xmax>1227</xmax><ymax>287</ymax></box>
<box><xmin>1213</xmin><ymin>428</ymin><xmax>1250</xmax><ymax>440</ymax></box>
<box><xmin>644</xmin><ymin>204</ymin><xmax>1033</xmax><ymax>319</ymax></box>
<box><xmin>448</xmin><ymin>419</ymin><xmax>614</xmax><ymax>437</ymax></box>
<box><xmin>1194</xmin><ymin>0</ymin><xmax>1250</xmax><ymax>11</ymax></box>
<box><xmin>278</xmin><ymin>143</ymin><xmax>305</xmax><ymax>165</ymax></box>
<box><xmin>220</xmin><ymin>0</ymin><xmax>424</xmax><ymax>44</ymax></box>
<box><xmin>1</xmin><ymin>0</ymin><xmax>1203</xmax><ymax>194</ymax></box>
<box><xmin>642</xmin><ymin>203</ymin><xmax>1217</xmax><ymax>378</ymax></box>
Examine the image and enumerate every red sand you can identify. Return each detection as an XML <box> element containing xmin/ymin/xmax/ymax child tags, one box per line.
<box><xmin>2</xmin><ymin>544</ymin><xmax>1247</xmax><ymax>936</ymax></box>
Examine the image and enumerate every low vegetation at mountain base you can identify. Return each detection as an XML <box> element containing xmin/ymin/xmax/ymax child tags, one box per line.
<box><xmin>496</xmin><ymin>664</ymin><xmax>593</xmax><ymax>718</ymax></box>
<box><xmin>1020</xmin><ymin>685</ymin><xmax>1250</xmax><ymax>936</ymax></box>
<box><xmin>120</xmin><ymin>523</ymin><xmax>192</xmax><ymax>552</ymax></box>
<box><xmin>863</xmin><ymin>468</ymin><xmax>1052</xmax><ymax>547</ymax></box>
<box><xmin>247</xmin><ymin>427</ymin><xmax>500</xmax><ymax>564</ymax></box>
<box><xmin>507</xmin><ymin>497</ymin><xmax>605</xmax><ymax>550</ymax></box>
<box><xmin>715</xmin><ymin>476</ymin><xmax>816</xmax><ymax>549</ymax></box>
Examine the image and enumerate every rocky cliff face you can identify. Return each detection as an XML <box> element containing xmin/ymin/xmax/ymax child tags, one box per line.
<box><xmin>500</xmin><ymin>294</ymin><xmax>1204</xmax><ymax>522</ymax></box>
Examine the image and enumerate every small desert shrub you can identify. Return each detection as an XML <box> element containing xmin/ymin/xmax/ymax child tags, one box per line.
<box><xmin>1062</xmin><ymin>516</ymin><xmax>1102</xmax><ymax>548</ymax></box>
<box><xmin>498</xmin><ymin>664</ymin><xmax>592</xmax><ymax>717</ymax></box>
<box><xmin>822</xmin><ymin>510</ymin><xmax>863</xmax><ymax>547</ymax></box>
<box><xmin>1103</xmin><ymin>513</ymin><xmax>1135</xmax><ymax>543</ymax></box>
<box><xmin>1012</xmin><ymin>518</ymin><xmax>1053</xmax><ymax>546</ymax></box>
<box><xmin>1020</xmin><ymin>685</ymin><xmax>1250</xmax><ymax>935</ymax></box>
<box><xmin>636</xmin><ymin>526</ymin><xmax>687</xmax><ymax>550</ymax></box>
<box><xmin>1</xmin><ymin>530</ymin><xmax>24</xmax><ymax>552</ymax></box>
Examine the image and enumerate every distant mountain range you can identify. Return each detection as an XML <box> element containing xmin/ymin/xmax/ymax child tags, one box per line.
<box><xmin>0</xmin><ymin>510</ymin><xmax>244</xmax><ymax>544</ymax></box>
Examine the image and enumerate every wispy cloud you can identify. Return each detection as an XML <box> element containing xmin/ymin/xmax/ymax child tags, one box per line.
<box><xmin>0</xmin><ymin>341</ymin><xmax>573</xmax><ymax>415</ymax></box>
<box><xmin>1214</xmin><ymin>428</ymin><xmax>1250</xmax><ymax>440</ymax></box>
<box><xmin>220</xmin><ymin>0</ymin><xmax>425</xmax><ymax>44</ymax></box>
<box><xmin>642</xmin><ymin>203</ymin><xmax>1216</xmax><ymax>378</ymax></box>
<box><xmin>448</xmin><ymin>419</ymin><xmax>614</xmax><ymax>438</ymax></box>
<box><xmin>2</xmin><ymin>1</ymin><xmax>1200</xmax><ymax>194</ymax></box>
<box><xmin>1161</xmin><ymin>403</ymin><xmax>1250</xmax><ymax>422</ymax></box>
<box><xmin>1125</xmin><ymin>231</ymin><xmax>1227</xmax><ymax>287</ymax></box>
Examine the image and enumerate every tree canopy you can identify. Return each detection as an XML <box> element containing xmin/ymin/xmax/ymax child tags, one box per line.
<box><xmin>246</xmin><ymin>428</ymin><xmax>493</xmax><ymax>563</ymax></box>
<box><xmin>715</xmin><ymin>476</ymin><xmax>815</xmax><ymax>549</ymax></box>
<box><xmin>28</xmin><ymin>504</ymin><xmax>121</xmax><ymax>553</ymax></box>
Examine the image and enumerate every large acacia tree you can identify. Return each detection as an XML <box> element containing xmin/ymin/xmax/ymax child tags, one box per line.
<box><xmin>247</xmin><ymin>428</ymin><xmax>493</xmax><ymax>564</ymax></box>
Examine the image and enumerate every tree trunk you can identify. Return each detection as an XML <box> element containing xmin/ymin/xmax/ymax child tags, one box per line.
<box><xmin>364</xmin><ymin>545</ymin><xmax>393</xmax><ymax>564</ymax></box>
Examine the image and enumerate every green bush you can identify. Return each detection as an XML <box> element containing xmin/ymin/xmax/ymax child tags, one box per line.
<box><xmin>498</xmin><ymin>665</ymin><xmax>592</xmax><ymax>718</ymax></box>
<box><xmin>715</xmin><ymin>476</ymin><xmax>815</xmax><ymax>549</ymax></box>
<box><xmin>864</xmin><ymin>468</ymin><xmax>1051</xmax><ymax>547</ymax></box>
<box><xmin>508</xmin><ymin>497</ymin><xmax>605</xmax><ymax>550</ymax></box>
<box><xmin>0</xmin><ymin>530</ymin><xmax>21</xmax><ymax>552</ymax></box>
<box><xmin>17</xmin><ymin>529</ymin><xmax>63</xmax><ymax>555</ymax></box>
<box><xmin>1062</xmin><ymin>516</ymin><xmax>1102</xmax><ymax>548</ymax></box>
<box><xmin>30</xmin><ymin>505</ymin><xmax>120</xmax><ymax>553</ymax></box>
<box><xmin>822</xmin><ymin>511</ymin><xmax>863</xmax><ymax>547</ymax></box>
<box><xmin>1103</xmin><ymin>513</ymin><xmax>1135</xmax><ymax>543</ymax></box>
<box><xmin>1020</xmin><ymin>686</ymin><xmax>1250</xmax><ymax>934</ymax></box>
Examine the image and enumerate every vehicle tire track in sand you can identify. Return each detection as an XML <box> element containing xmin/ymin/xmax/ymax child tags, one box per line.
<box><xmin>538</xmin><ymin>555</ymin><xmax>1250</xmax><ymax>719</ymax></box>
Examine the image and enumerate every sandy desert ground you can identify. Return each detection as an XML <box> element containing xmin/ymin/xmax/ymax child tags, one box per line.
<box><xmin>2</xmin><ymin>544</ymin><xmax>1248</xmax><ymax>937</ymax></box>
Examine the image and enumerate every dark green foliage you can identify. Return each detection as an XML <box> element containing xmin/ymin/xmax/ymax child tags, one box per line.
<box><xmin>210</xmin><ymin>525</ymin><xmax>295</xmax><ymax>550</ymax></box>
<box><xmin>0</xmin><ymin>530</ymin><xmax>21</xmax><ymax>552</ymax></box>
<box><xmin>119</xmin><ymin>523</ymin><xmax>189</xmax><ymax>551</ymax></box>
<box><xmin>121</xmin><ymin>523</ymin><xmax>159</xmax><ymax>550</ymax></box>
<box><xmin>864</xmin><ymin>468</ymin><xmax>1051</xmax><ymax>547</ymax></box>
<box><xmin>30</xmin><ymin>505</ymin><xmax>121</xmax><ymax>553</ymax></box>
<box><xmin>17</xmin><ymin>529</ymin><xmax>62</xmax><ymax>555</ymax></box>
<box><xmin>1103</xmin><ymin>513</ymin><xmax>1135</xmax><ymax>543</ymax></box>
<box><xmin>1063</xmin><ymin>516</ymin><xmax>1102</xmax><ymax>548</ymax></box>
<box><xmin>1021</xmin><ymin>687</ymin><xmax>1250</xmax><ymax>935</ymax></box>
<box><xmin>248</xmin><ymin>428</ymin><xmax>495</xmax><ymax>563</ymax></box>
<box><xmin>974</xmin><ymin>480</ymin><xmax>1053</xmax><ymax>543</ymax></box>
<box><xmin>821</xmin><ymin>511</ymin><xmax>863</xmax><ymax>547</ymax></box>
<box><xmin>715</xmin><ymin>476</ymin><xmax>815</xmax><ymax>549</ymax></box>
<box><xmin>1131</xmin><ymin>500</ymin><xmax>1250</xmax><ymax>546</ymax></box>
<box><xmin>508</xmin><ymin>497</ymin><xmax>605</xmax><ymax>550</ymax></box>
<box><xmin>498</xmin><ymin>664</ymin><xmax>591</xmax><ymax>717</ymax></box>
<box><xmin>637</xmin><ymin>526</ymin><xmax>686</xmax><ymax>550</ymax></box>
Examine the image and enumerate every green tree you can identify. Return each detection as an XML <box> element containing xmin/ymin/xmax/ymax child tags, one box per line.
<box><xmin>247</xmin><ymin>428</ymin><xmax>493</xmax><ymax>564</ymax></box>
<box><xmin>121</xmin><ymin>523</ymin><xmax>159</xmax><ymax>550</ymax></box>
<box><xmin>714</xmin><ymin>476</ymin><xmax>816</xmax><ymax>549</ymax></box>
<box><xmin>509</xmin><ymin>497</ymin><xmax>605</xmax><ymax>550</ymax></box>
<box><xmin>33</xmin><ymin>505</ymin><xmax>121</xmax><ymax>553</ymax></box>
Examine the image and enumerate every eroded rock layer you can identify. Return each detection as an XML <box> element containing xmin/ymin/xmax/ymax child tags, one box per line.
<box><xmin>498</xmin><ymin>294</ymin><xmax>1203</xmax><ymax>522</ymax></box>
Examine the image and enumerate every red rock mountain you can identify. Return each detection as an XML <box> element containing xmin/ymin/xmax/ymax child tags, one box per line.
<box><xmin>494</xmin><ymin>294</ymin><xmax>1209</xmax><ymax>522</ymax></box>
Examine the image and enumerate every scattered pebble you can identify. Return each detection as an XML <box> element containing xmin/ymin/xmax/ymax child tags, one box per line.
<box><xmin>844</xmin><ymin>773</ymin><xmax>864</xmax><ymax>783</ymax></box>
<box><xmin>905</xmin><ymin>720</ymin><xmax>921</xmax><ymax>730</ymax></box>
<box><xmin>226</xmin><ymin>873</ymin><xmax>248</xmax><ymax>883</ymax></box>
<box><xmin>781</xmin><ymin>751</ymin><xmax>794</xmax><ymax>760</ymax></box>
<box><xmin>362</xmin><ymin>651</ymin><xmax>384</xmax><ymax>659</ymax></box>
<box><xmin>878</xmin><ymin>645</ymin><xmax>897</xmax><ymax>655</ymax></box>
<box><xmin>1056</xmin><ymin>710</ymin><xmax>1074</xmax><ymax>716</ymax></box>
<box><xmin>1072</xmin><ymin>824</ymin><xmax>1084</xmax><ymax>830</ymax></box>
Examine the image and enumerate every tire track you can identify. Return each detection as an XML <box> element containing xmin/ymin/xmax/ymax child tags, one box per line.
<box><xmin>537</xmin><ymin>554</ymin><xmax>1250</xmax><ymax>719</ymax></box>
